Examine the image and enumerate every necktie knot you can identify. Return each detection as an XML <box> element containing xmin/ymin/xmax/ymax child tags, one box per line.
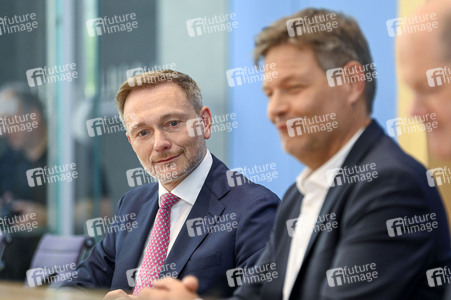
<box><xmin>160</xmin><ymin>193</ymin><xmax>180</xmax><ymax>210</ymax></box>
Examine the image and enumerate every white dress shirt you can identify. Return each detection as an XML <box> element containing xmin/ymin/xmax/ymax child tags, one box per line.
<box><xmin>137</xmin><ymin>150</ymin><xmax>213</xmax><ymax>267</ymax></box>
<box><xmin>282</xmin><ymin>129</ymin><xmax>364</xmax><ymax>300</ymax></box>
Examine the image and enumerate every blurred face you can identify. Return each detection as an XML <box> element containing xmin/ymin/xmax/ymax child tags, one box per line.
<box><xmin>0</xmin><ymin>95</ymin><xmax>26</xmax><ymax>150</ymax></box>
<box><xmin>398</xmin><ymin>33</ymin><xmax>451</xmax><ymax>160</ymax></box>
<box><xmin>263</xmin><ymin>43</ymin><xmax>365</xmax><ymax>169</ymax></box>
<box><xmin>124</xmin><ymin>83</ymin><xmax>211</xmax><ymax>190</ymax></box>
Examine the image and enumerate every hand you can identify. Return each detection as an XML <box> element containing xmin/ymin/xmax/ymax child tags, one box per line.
<box><xmin>104</xmin><ymin>289</ymin><xmax>137</xmax><ymax>300</ymax></box>
<box><xmin>137</xmin><ymin>276</ymin><xmax>200</xmax><ymax>300</ymax></box>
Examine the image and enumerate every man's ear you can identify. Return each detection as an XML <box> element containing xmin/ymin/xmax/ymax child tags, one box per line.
<box><xmin>199</xmin><ymin>106</ymin><xmax>212</xmax><ymax>140</ymax></box>
<box><xmin>342</xmin><ymin>60</ymin><xmax>367</xmax><ymax>106</ymax></box>
<box><xmin>126</xmin><ymin>132</ymin><xmax>132</xmax><ymax>144</ymax></box>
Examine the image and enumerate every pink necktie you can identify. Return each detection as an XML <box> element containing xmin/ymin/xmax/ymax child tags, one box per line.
<box><xmin>133</xmin><ymin>193</ymin><xmax>180</xmax><ymax>295</ymax></box>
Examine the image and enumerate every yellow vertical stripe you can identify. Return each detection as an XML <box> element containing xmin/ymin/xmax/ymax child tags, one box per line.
<box><xmin>396</xmin><ymin>0</ymin><xmax>428</xmax><ymax>165</ymax></box>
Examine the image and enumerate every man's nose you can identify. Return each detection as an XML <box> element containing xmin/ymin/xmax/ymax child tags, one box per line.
<box><xmin>153</xmin><ymin>130</ymin><xmax>172</xmax><ymax>152</ymax></box>
<box><xmin>408</xmin><ymin>94</ymin><xmax>429</xmax><ymax>118</ymax></box>
<box><xmin>267</xmin><ymin>91</ymin><xmax>288</xmax><ymax>124</ymax></box>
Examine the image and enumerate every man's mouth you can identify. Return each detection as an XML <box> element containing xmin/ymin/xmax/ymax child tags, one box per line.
<box><xmin>275</xmin><ymin>121</ymin><xmax>288</xmax><ymax>132</ymax></box>
<box><xmin>154</xmin><ymin>154</ymin><xmax>181</xmax><ymax>164</ymax></box>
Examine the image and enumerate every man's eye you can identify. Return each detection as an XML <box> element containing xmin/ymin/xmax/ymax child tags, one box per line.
<box><xmin>138</xmin><ymin>130</ymin><xmax>148</xmax><ymax>137</ymax></box>
<box><xmin>169</xmin><ymin>121</ymin><xmax>179</xmax><ymax>127</ymax></box>
<box><xmin>288</xmin><ymin>85</ymin><xmax>302</xmax><ymax>92</ymax></box>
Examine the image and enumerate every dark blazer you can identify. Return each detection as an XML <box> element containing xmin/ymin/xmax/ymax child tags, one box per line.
<box><xmin>62</xmin><ymin>155</ymin><xmax>280</xmax><ymax>297</ymax></box>
<box><xmin>233</xmin><ymin>120</ymin><xmax>451</xmax><ymax>300</ymax></box>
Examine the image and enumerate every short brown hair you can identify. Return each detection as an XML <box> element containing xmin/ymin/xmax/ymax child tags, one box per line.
<box><xmin>115</xmin><ymin>69</ymin><xmax>203</xmax><ymax>122</ymax></box>
<box><xmin>254</xmin><ymin>8</ymin><xmax>376</xmax><ymax>114</ymax></box>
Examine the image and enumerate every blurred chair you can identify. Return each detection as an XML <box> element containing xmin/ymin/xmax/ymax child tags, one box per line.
<box><xmin>0</xmin><ymin>232</ymin><xmax>13</xmax><ymax>272</ymax></box>
<box><xmin>26</xmin><ymin>234</ymin><xmax>94</xmax><ymax>288</ymax></box>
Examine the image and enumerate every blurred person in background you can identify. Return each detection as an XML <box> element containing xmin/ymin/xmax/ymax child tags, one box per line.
<box><xmin>0</xmin><ymin>82</ymin><xmax>112</xmax><ymax>282</ymax></box>
<box><xmin>137</xmin><ymin>8</ymin><xmax>451</xmax><ymax>300</ymax></box>
<box><xmin>397</xmin><ymin>1</ymin><xmax>451</xmax><ymax>299</ymax></box>
<box><xmin>397</xmin><ymin>0</ymin><xmax>451</xmax><ymax>160</ymax></box>
<box><xmin>0</xmin><ymin>83</ymin><xmax>47</xmax><ymax>280</ymax></box>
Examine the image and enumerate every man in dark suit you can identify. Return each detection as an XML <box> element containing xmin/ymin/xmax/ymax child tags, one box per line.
<box><xmin>139</xmin><ymin>8</ymin><xmax>451</xmax><ymax>300</ymax></box>
<box><xmin>61</xmin><ymin>70</ymin><xmax>279</xmax><ymax>298</ymax></box>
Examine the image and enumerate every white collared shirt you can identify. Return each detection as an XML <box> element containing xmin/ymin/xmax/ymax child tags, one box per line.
<box><xmin>282</xmin><ymin>129</ymin><xmax>364</xmax><ymax>300</ymax></box>
<box><xmin>137</xmin><ymin>150</ymin><xmax>213</xmax><ymax>266</ymax></box>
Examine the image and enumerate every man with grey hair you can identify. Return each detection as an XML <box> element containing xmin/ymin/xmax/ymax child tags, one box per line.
<box><xmin>62</xmin><ymin>70</ymin><xmax>279</xmax><ymax>299</ymax></box>
<box><xmin>138</xmin><ymin>8</ymin><xmax>451</xmax><ymax>300</ymax></box>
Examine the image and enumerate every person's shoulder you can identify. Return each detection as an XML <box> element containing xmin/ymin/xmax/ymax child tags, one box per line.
<box><xmin>347</xmin><ymin>133</ymin><xmax>442</xmax><ymax>210</ymax></box>
<box><xmin>119</xmin><ymin>182</ymin><xmax>159</xmax><ymax>207</ymax></box>
<box><xmin>366</xmin><ymin>133</ymin><xmax>429</xmax><ymax>183</ymax></box>
<box><xmin>210</xmin><ymin>154</ymin><xmax>280</xmax><ymax>201</ymax></box>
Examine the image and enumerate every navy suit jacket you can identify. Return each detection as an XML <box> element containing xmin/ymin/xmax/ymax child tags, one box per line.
<box><xmin>233</xmin><ymin>120</ymin><xmax>451</xmax><ymax>300</ymax></box>
<box><xmin>63</xmin><ymin>155</ymin><xmax>280</xmax><ymax>297</ymax></box>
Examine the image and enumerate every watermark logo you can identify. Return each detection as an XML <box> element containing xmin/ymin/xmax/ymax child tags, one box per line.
<box><xmin>186</xmin><ymin>213</ymin><xmax>238</xmax><ymax>237</ymax></box>
<box><xmin>86</xmin><ymin>116</ymin><xmax>124</xmax><ymax>137</ymax></box>
<box><xmin>226</xmin><ymin>263</ymin><xmax>278</xmax><ymax>287</ymax></box>
<box><xmin>286</xmin><ymin>13</ymin><xmax>338</xmax><ymax>37</ymax></box>
<box><xmin>286</xmin><ymin>113</ymin><xmax>338</xmax><ymax>137</ymax></box>
<box><xmin>426</xmin><ymin>166</ymin><xmax>451</xmax><ymax>187</ymax></box>
<box><xmin>186</xmin><ymin>13</ymin><xmax>237</xmax><ymax>37</ymax></box>
<box><xmin>286</xmin><ymin>212</ymin><xmax>338</xmax><ymax>237</ymax></box>
<box><xmin>86</xmin><ymin>113</ymin><xmax>136</xmax><ymax>137</ymax></box>
<box><xmin>326</xmin><ymin>263</ymin><xmax>378</xmax><ymax>287</ymax></box>
<box><xmin>326</xmin><ymin>63</ymin><xmax>377</xmax><ymax>87</ymax></box>
<box><xmin>426</xmin><ymin>66</ymin><xmax>451</xmax><ymax>87</ymax></box>
<box><xmin>86</xmin><ymin>13</ymin><xmax>138</xmax><ymax>37</ymax></box>
<box><xmin>426</xmin><ymin>267</ymin><xmax>451</xmax><ymax>287</ymax></box>
<box><xmin>126</xmin><ymin>167</ymin><xmax>157</xmax><ymax>187</ymax></box>
<box><xmin>26</xmin><ymin>263</ymin><xmax>77</xmax><ymax>287</ymax></box>
<box><xmin>226</xmin><ymin>163</ymin><xmax>278</xmax><ymax>187</ymax></box>
<box><xmin>386</xmin><ymin>213</ymin><xmax>438</xmax><ymax>237</ymax></box>
<box><xmin>86</xmin><ymin>213</ymin><xmax>138</xmax><ymax>237</ymax></box>
<box><xmin>0</xmin><ymin>213</ymin><xmax>38</xmax><ymax>234</ymax></box>
<box><xmin>186</xmin><ymin>113</ymin><xmax>238</xmax><ymax>137</ymax></box>
<box><xmin>0</xmin><ymin>113</ymin><xmax>38</xmax><ymax>136</ymax></box>
<box><xmin>130</xmin><ymin>263</ymin><xmax>178</xmax><ymax>288</ymax></box>
<box><xmin>327</xmin><ymin>163</ymin><xmax>378</xmax><ymax>187</ymax></box>
<box><xmin>226</xmin><ymin>63</ymin><xmax>278</xmax><ymax>87</ymax></box>
<box><xmin>0</xmin><ymin>13</ymin><xmax>38</xmax><ymax>36</ymax></box>
<box><xmin>26</xmin><ymin>63</ymin><xmax>78</xmax><ymax>87</ymax></box>
<box><xmin>126</xmin><ymin>63</ymin><xmax>177</xmax><ymax>87</ymax></box>
<box><xmin>186</xmin><ymin>118</ymin><xmax>204</xmax><ymax>137</ymax></box>
<box><xmin>26</xmin><ymin>163</ymin><xmax>78</xmax><ymax>187</ymax></box>
<box><xmin>386</xmin><ymin>13</ymin><xmax>438</xmax><ymax>37</ymax></box>
<box><xmin>126</xmin><ymin>268</ymin><xmax>139</xmax><ymax>287</ymax></box>
<box><xmin>126</xmin><ymin>163</ymin><xmax>178</xmax><ymax>187</ymax></box>
<box><xmin>386</xmin><ymin>114</ymin><xmax>438</xmax><ymax>138</ymax></box>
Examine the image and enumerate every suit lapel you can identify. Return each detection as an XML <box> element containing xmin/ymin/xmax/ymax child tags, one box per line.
<box><xmin>164</xmin><ymin>155</ymin><xmax>230</xmax><ymax>277</ymax></box>
<box><xmin>118</xmin><ymin>192</ymin><xmax>159</xmax><ymax>272</ymax></box>
<box><xmin>301</xmin><ymin>183</ymin><xmax>346</xmax><ymax>262</ymax></box>
<box><xmin>274</xmin><ymin>186</ymin><xmax>303</xmax><ymax>289</ymax></box>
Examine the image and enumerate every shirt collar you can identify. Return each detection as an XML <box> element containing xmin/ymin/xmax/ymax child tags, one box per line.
<box><xmin>158</xmin><ymin>150</ymin><xmax>213</xmax><ymax>207</ymax></box>
<box><xmin>296</xmin><ymin>128</ymin><xmax>365</xmax><ymax>195</ymax></box>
